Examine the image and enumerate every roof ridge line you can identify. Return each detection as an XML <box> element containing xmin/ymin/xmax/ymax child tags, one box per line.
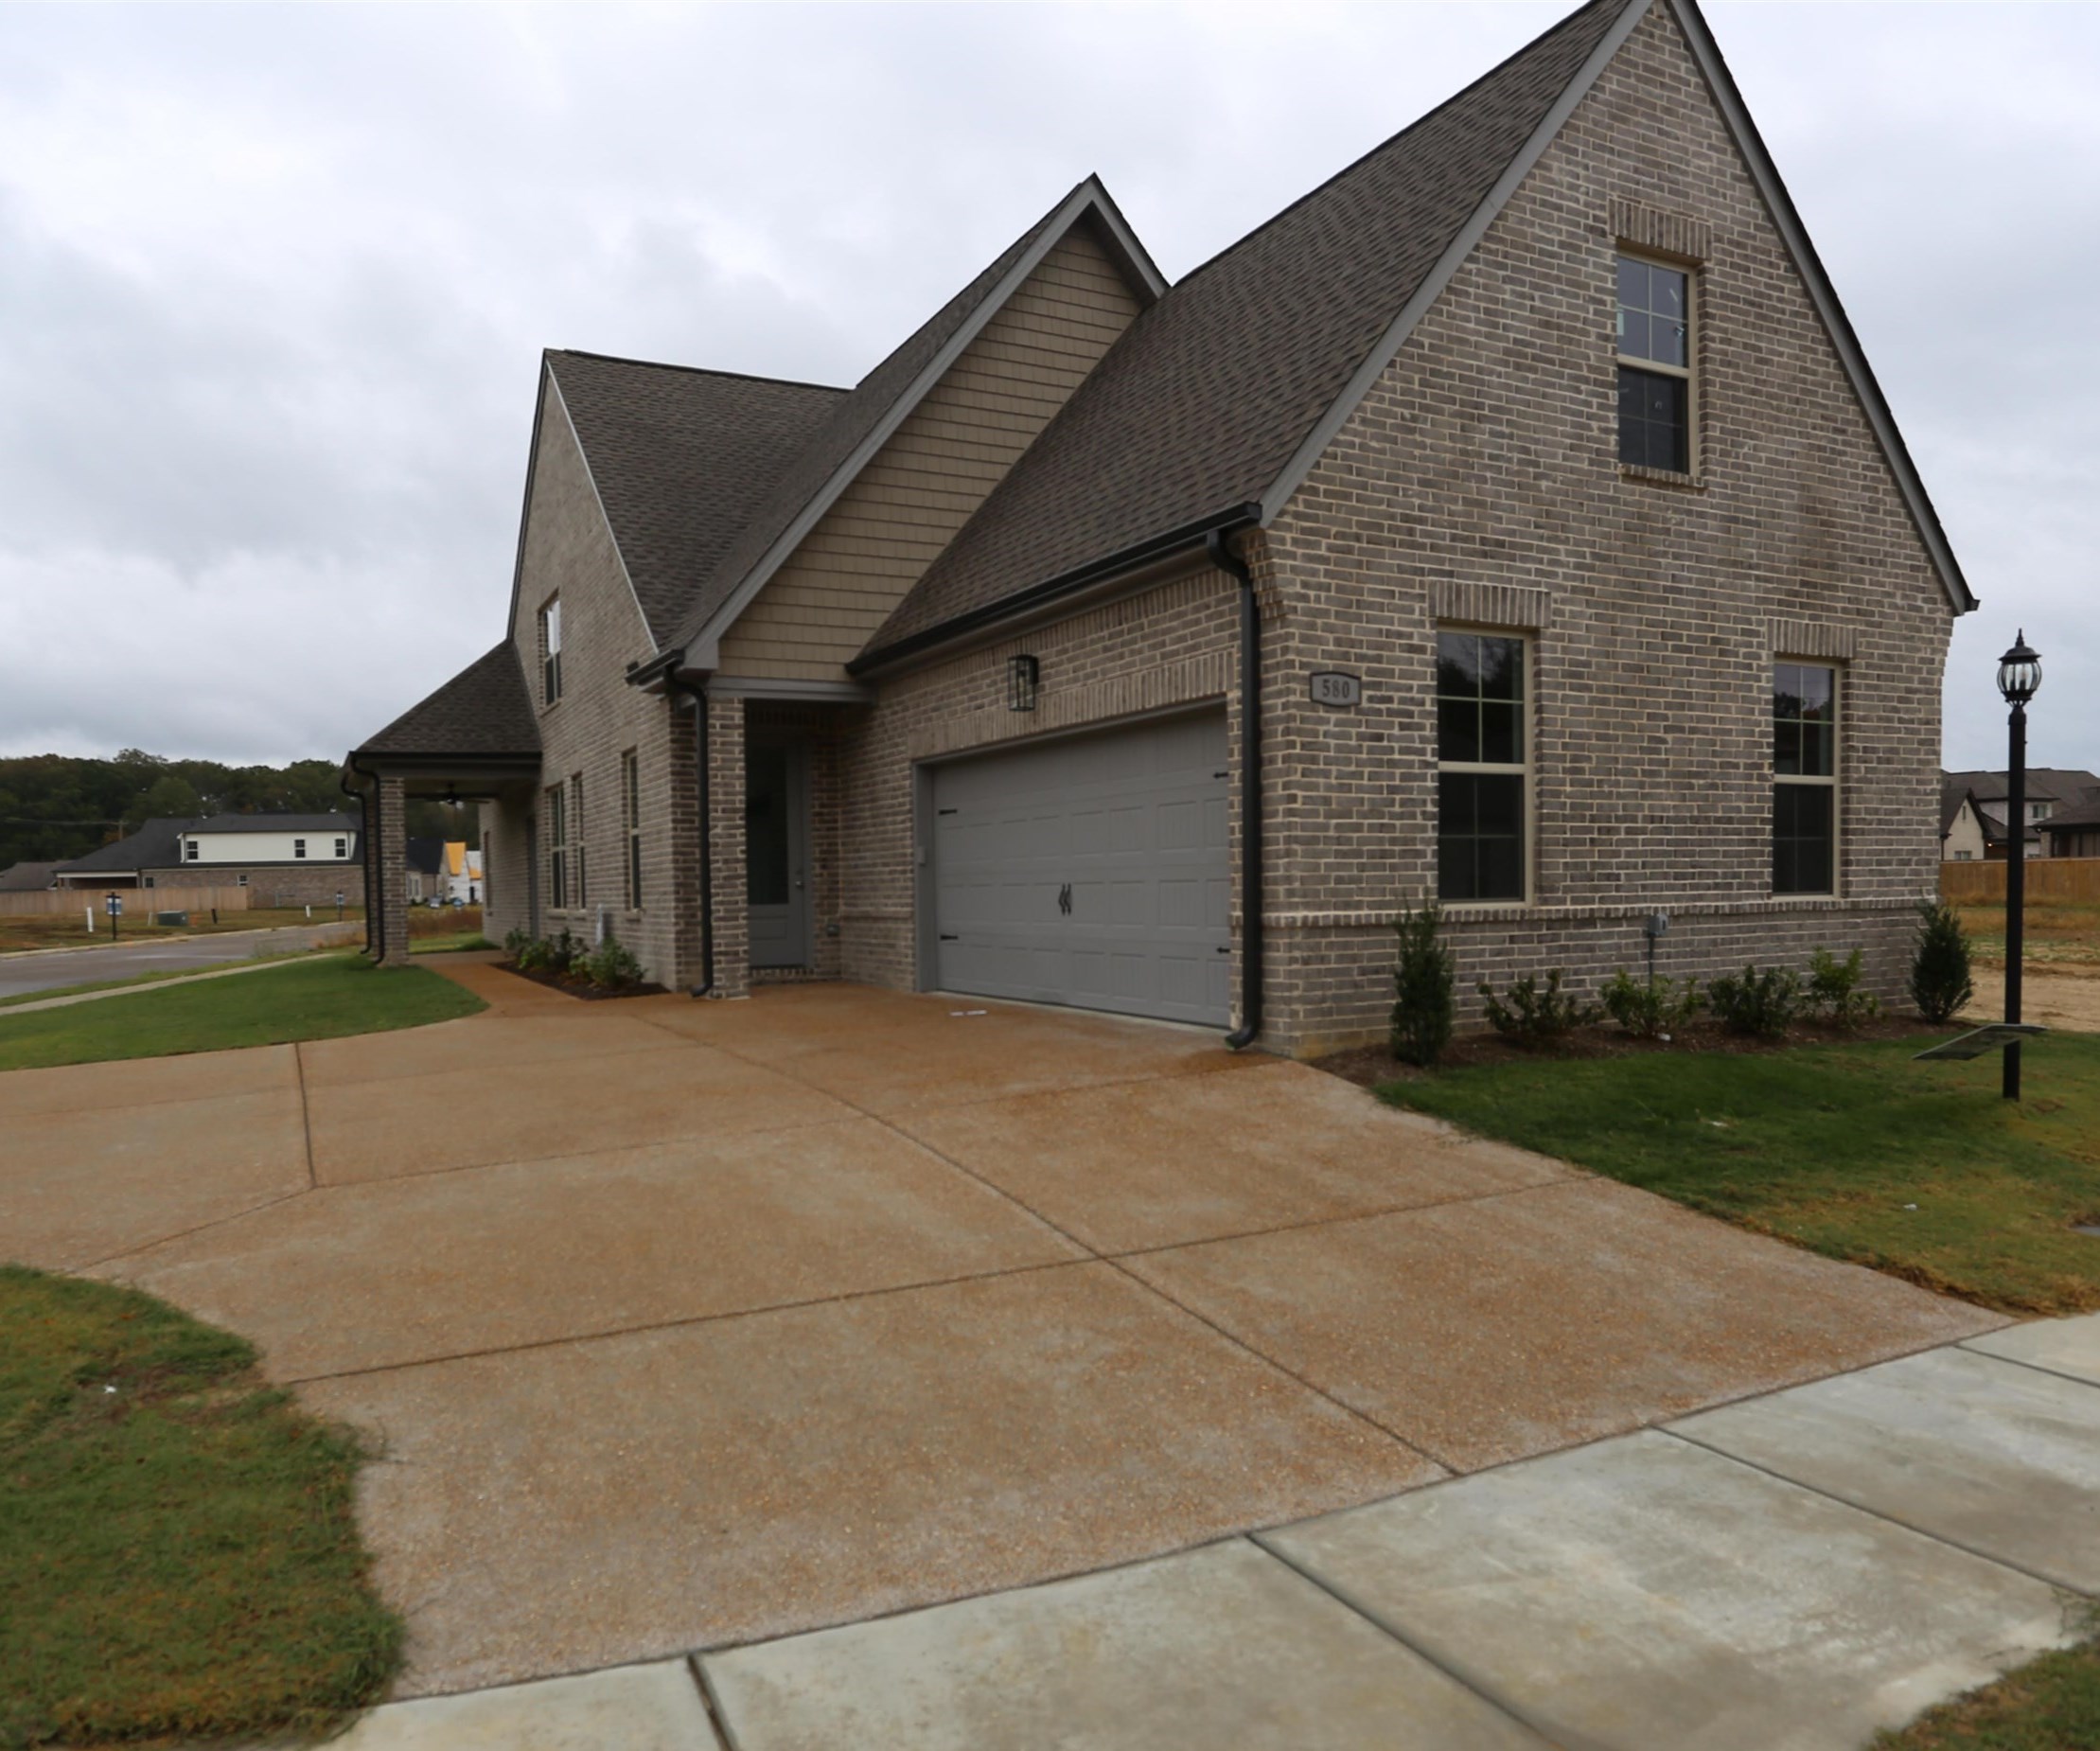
<box><xmin>1176</xmin><ymin>0</ymin><xmax>1627</xmax><ymax>291</ymax></box>
<box><xmin>548</xmin><ymin>348</ymin><xmax>846</xmax><ymax>395</ymax></box>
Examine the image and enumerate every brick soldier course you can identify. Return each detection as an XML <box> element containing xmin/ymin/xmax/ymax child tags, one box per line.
<box><xmin>348</xmin><ymin>0</ymin><xmax>1974</xmax><ymax>1055</ymax></box>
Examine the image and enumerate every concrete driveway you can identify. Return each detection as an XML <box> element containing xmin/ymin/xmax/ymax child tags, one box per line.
<box><xmin>3</xmin><ymin>957</ymin><xmax>2001</xmax><ymax>1699</ymax></box>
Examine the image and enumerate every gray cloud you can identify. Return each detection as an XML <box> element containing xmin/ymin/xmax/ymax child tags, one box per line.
<box><xmin>0</xmin><ymin>2</ymin><xmax>2091</xmax><ymax>770</ymax></box>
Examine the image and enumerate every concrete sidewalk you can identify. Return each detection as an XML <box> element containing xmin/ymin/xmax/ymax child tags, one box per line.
<box><xmin>306</xmin><ymin>1310</ymin><xmax>2100</xmax><ymax>1751</ymax></box>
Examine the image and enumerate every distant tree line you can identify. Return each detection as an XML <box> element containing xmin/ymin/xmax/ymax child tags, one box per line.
<box><xmin>0</xmin><ymin>751</ymin><xmax>477</xmax><ymax>870</ymax></box>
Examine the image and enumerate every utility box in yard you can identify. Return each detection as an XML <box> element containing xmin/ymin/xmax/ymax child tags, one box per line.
<box><xmin>152</xmin><ymin>911</ymin><xmax>189</xmax><ymax>927</ymax></box>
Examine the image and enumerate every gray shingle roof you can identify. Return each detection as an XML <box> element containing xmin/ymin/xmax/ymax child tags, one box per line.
<box><xmin>188</xmin><ymin>813</ymin><xmax>361</xmax><ymax>836</ymax></box>
<box><xmin>354</xmin><ymin>642</ymin><xmax>541</xmax><ymax>760</ymax></box>
<box><xmin>858</xmin><ymin>0</ymin><xmax>1632</xmax><ymax>661</ymax></box>
<box><xmin>547</xmin><ymin>355</ymin><xmax>847</xmax><ymax>647</ymax></box>
<box><xmin>0</xmin><ymin>859</ymin><xmax>63</xmax><ymax>892</ymax></box>
<box><xmin>660</xmin><ymin>186</ymin><xmax>1085</xmax><ymax>658</ymax></box>
<box><xmin>59</xmin><ymin>819</ymin><xmax>190</xmax><ymax>875</ymax></box>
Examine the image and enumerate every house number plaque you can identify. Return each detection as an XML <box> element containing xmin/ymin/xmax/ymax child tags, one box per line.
<box><xmin>1308</xmin><ymin>670</ymin><xmax>1363</xmax><ymax>709</ymax></box>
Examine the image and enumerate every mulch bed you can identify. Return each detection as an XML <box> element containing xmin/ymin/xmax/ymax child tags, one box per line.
<box><xmin>1317</xmin><ymin>1012</ymin><xmax>1956</xmax><ymax>1090</ymax></box>
<box><xmin>496</xmin><ymin>960</ymin><xmax>665</xmax><ymax>1002</ymax></box>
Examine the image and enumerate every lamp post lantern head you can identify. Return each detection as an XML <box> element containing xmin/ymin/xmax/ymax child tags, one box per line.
<box><xmin>1997</xmin><ymin>630</ymin><xmax>2042</xmax><ymax>706</ymax></box>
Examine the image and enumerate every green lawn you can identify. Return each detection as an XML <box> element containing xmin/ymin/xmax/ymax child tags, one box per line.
<box><xmin>410</xmin><ymin>931</ymin><xmax>494</xmax><ymax>956</ymax></box>
<box><xmin>0</xmin><ymin>948</ymin><xmax>332</xmax><ymax>1011</ymax></box>
<box><xmin>0</xmin><ymin>954</ymin><xmax>484</xmax><ymax>1072</ymax></box>
<box><xmin>1377</xmin><ymin>1032</ymin><xmax>2100</xmax><ymax>1315</ymax></box>
<box><xmin>1872</xmin><ymin>1631</ymin><xmax>2100</xmax><ymax>1749</ymax></box>
<box><xmin>0</xmin><ymin>1267</ymin><xmax>399</xmax><ymax>1747</ymax></box>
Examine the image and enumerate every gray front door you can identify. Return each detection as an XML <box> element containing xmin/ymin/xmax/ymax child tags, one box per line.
<box><xmin>747</xmin><ymin>740</ymin><xmax>810</xmax><ymax>968</ymax></box>
<box><xmin>928</xmin><ymin>710</ymin><xmax>1231</xmax><ymax>1026</ymax></box>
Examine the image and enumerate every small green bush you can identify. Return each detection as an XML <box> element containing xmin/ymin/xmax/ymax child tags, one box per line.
<box><xmin>1600</xmin><ymin>969</ymin><xmax>1703</xmax><ymax>1039</ymax></box>
<box><xmin>1390</xmin><ymin>902</ymin><xmax>1456</xmax><ymax>1068</ymax></box>
<box><xmin>1477</xmin><ymin>969</ymin><xmax>1598</xmax><ymax>1045</ymax></box>
<box><xmin>511</xmin><ymin>929</ymin><xmax>579</xmax><ymax>976</ymax></box>
<box><xmin>1708</xmin><ymin>964</ymin><xmax>1802</xmax><ymax>1036</ymax></box>
<box><xmin>503</xmin><ymin>926</ymin><xmax>532</xmax><ymax>958</ymax></box>
<box><xmin>1911</xmin><ymin>899</ymin><xmax>1975</xmax><ymax>1025</ymax></box>
<box><xmin>1808</xmin><ymin>946</ymin><xmax>1880</xmax><ymax>1029</ymax></box>
<box><xmin>582</xmin><ymin>934</ymin><xmax>644</xmax><ymax>991</ymax></box>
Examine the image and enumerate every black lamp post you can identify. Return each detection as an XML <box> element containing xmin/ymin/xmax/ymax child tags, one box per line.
<box><xmin>1996</xmin><ymin>630</ymin><xmax>2042</xmax><ymax>1100</ymax></box>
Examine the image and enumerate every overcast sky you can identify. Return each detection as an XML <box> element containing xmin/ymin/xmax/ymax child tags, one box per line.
<box><xmin>0</xmin><ymin>2</ymin><xmax>2091</xmax><ymax>773</ymax></box>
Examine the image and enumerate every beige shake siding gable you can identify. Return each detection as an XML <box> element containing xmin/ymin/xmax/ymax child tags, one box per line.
<box><xmin>717</xmin><ymin>221</ymin><xmax>1148</xmax><ymax>681</ymax></box>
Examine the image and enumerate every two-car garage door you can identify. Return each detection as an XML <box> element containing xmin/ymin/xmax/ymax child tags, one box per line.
<box><xmin>928</xmin><ymin>710</ymin><xmax>1232</xmax><ymax>1027</ymax></box>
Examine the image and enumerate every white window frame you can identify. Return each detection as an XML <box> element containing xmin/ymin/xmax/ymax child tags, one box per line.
<box><xmin>1774</xmin><ymin>661</ymin><xmax>1840</xmax><ymax>897</ymax></box>
<box><xmin>293</xmin><ymin>838</ymin><xmax>308</xmax><ymax>860</ymax></box>
<box><xmin>571</xmin><ymin>772</ymin><xmax>586</xmax><ymax>909</ymax></box>
<box><xmin>1434</xmin><ymin>625</ymin><xmax>1535</xmax><ymax>909</ymax></box>
<box><xmin>622</xmin><ymin>749</ymin><xmax>643</xmax><ymax>911</ymax></box>
<box><xmin>1615</xmin><ymin>249</ymin><xmax>1698</xmax><ymax>477</ymax></box>
<box><xmin>538</xmin><ymin>596</ymin><xmax>563</xmax><ymax>706</ymax></box>
<box><xmin>546</xmin><ymin>782</ymin><xmax>568</xmax><ymax>910</ymax></box>
<box><xmin>334</xmin><ymin>837</ymin><xmax>347</xmax><ymax>858</ymax></box>
<box><xmin>184</xmin><ymin>840</ymin><xmax>199</xmax><ymax>861</ymax></box>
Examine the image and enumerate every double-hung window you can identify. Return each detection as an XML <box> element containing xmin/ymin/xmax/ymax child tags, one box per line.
<box><xmin>571</xmin><ymin>773</ymin><xmax>586</xmax><ymax>908</ymax></box>
<box><xmin>1774</xmin><ymin>663</ymin><xmax>1838</xmax><ymax>894</ymax></box>
<box><xmin>1437</xmin><ymin>630</ymin><xmax>1528</xmax><ymax>903</ymax></box>
<box><xmin>293</xmin><ymin>838</ymin><xmax>308</xmax><ymax>859</ymax></box>
<box><xmin>546</xmin><ymin>782</ymin><xmax>568</xmax><ymax>910</ymax></box>
<box><xmin>538</xmin><ymin>597</ymin><xmax>563</xmax><ymax>705</ymax></box>
<box><xmin>1616</xmin><ymin>254</ymin><xmax>1692</xmax><ymax>473</ymax></box>
<box><xmin>622</xmin><ymin>750</ymin><xmax>643</xmax><ymax>911</ymax></box>
<box><xmin>184</xmin><ymin>840</ymin><xmax>199</xmax><ymax>862</ymax></box>
<box><xmin>334</xmin><ymin>837</ymin><xmax>348</xmax><ymax>858</ymax></box>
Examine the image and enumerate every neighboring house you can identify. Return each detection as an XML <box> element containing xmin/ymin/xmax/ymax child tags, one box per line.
<box><xmin>0</xmin><ymin>860</ymin><xmax>62</xmax><ymax>893</ymax></box>
<box><xmin>347</xmin><ymin>0</ymin><xmax>1977</xmax><ymax>1054</ymax></box>
<box><xmin>404</xmin><ymin>837</ymin><xmax>446</xmax><ymax>903</ymax></box>
<box><xmin>1942</xmin><ymin>769</ymin><xmax>2100</xmax><ymax>859</ymax></box>
<box><xmin>56</xmin><ymin>813</ymin><xmax>364</xmax><ymax>906</ymax></box>
<box><xmin>442</xmin><ymin>842</ymin><xmax>485</xmax><ymax>905</ymax></box>
<box><xmin>2040</xmin><ymin>789</ymin><xmax>2100</xmax><ymax>859</ymax></box>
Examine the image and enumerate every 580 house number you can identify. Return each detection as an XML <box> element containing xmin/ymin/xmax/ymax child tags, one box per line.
<box><xmin>1308</xmin><ymin>671</ymin><xmax>1363</xmax><ymax>709</ymax></box>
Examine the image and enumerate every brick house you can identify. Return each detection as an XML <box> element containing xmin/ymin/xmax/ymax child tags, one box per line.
<box><xmin>55</xmin><ymin>813</ymin><xmax>363</xmax><ymax>906</ymax></box>
<box><xmin>348</xmin><ymin>0</ymin><xmax>1975</xmax><ymax>1055</ymax></box>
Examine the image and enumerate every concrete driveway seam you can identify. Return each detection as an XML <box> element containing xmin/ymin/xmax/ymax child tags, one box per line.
<box><xmin>293</xmin><ymin>1040</ymin><xmax>317</xmax><ymax>1190</ymax></box>
<box><xmin>1099</xmin><ymin>1174</ymin><xmax>1599</xmax><ymax>1264</ymax></box>
<box><xmin>273</xmin><ymin>1254</ymin><xmax>1093</xmax><ymax>1388</ymax></box>
<box><xmin>76</xmin><ymin>1188</ymin><xmax>314</xmax><ymax>1277</ymax></box>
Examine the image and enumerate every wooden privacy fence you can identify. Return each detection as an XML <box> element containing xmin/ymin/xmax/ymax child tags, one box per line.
<box><xmin>0</xmin><ymin>884</ymin><xmax>252</xmax><ymax>917</ymax></box>
<box><xmin>1941</xmin><ymin>858</ymin><xmax>2100</xmax><ymax>905</ymax></box>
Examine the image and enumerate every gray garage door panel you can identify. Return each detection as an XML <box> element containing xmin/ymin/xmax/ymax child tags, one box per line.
<box><xmin>930</xmin><ymin>711</ymin><xmax>1231</xmax><ymax>1026</ymax></box>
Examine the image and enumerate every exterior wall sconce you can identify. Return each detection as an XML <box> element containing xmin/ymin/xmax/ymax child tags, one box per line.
<box><xmin>1008</xmin><ymin>654</ymin><xmax>1040</xmax><ymax>712</ymax></box>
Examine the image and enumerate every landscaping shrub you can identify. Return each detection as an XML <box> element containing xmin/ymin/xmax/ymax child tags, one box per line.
<box><xmin>582</xmin><ymin>934</ymin><xmax>644</xmax><ymax>991</ymax></box>
<box><xmin>1707</xmin><ymin>964</ymin><xmax>1802</xmax><ymax>1036</ymax></box>
<box><xmin>1477</xmin><ymin>969</ymin><xmax>1598</xmax><ymax>1045</ymax></box>
<box><xmin>1807</xmin><ymin>946</ymin><xmax>1880</xmax><ymax>1029</ymax></box>
<box><xmin>1911</xmin><ymin>899</ymin><xmax>1975</xmax><ymax>1025</ymax></box>
<box><xmin>503</xmin><ymin>926</ymin><xmax>532</xmax><ymax>958</ymax></box>
<box><xmin>1390</xmin><ymin>902</ymin><xmax>1455</xmax><ymax>1068</ymax></box>
<box><xmin>1600</xmin><ymin>969</ymin><xmax>1703</xmax><ymax>1039</ymax></box>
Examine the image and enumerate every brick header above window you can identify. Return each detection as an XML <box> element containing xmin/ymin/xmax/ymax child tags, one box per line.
<box><xmin>1610</xmin><ymin>197</ymin><xmax>1711</xmax><ymax>265</ymax></box>
<box><xmin>1431</xmin><ymin>581</ymin><xmax>1550</xmax><ymax>632</ymax></box>
<box><xmin>1768</xmin><ymin>617</ymin><xmax>1857</xmax><ymax>663</ymax></box>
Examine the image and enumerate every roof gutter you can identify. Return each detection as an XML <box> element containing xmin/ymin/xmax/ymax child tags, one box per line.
<box><xmin>847</xmin><ymin>503</ymin><xmax>1264</xmax><ymax>679</ymax></box>
<box><xmin>1207</xmin><ymin>528</ymin><xmax>1263</xmax><ymax>1052</ymax></box>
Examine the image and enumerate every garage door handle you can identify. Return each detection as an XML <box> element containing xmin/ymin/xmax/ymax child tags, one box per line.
<box><xmin>1058</xmin><ymin>883</ymin><xmax>1072</xmax><ymax>915</ymax></box>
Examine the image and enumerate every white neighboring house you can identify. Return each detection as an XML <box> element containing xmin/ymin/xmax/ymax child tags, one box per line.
<box><xmin>56</xmin><ymin>812</ymin><xmax>363</xmax><ymax>905</ymax></box>
<box><xmin>439</xmin><ymin>841</ymin><xmax>483</xmax><ymax>905</ymax></box>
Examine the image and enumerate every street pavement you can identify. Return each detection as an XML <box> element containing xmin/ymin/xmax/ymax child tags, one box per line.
<box><xmin>0</xmin><ymin>920</ymin><xmax>362</xmax><ymax>1000</ymax></box>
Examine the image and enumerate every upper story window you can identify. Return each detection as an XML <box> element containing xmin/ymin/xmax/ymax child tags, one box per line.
<box><xmin>293</xmin><ymin>838</ymin><xmax>308</xmax><ymax>859</ymax></box>
<box><xmin>538</xmin><ymin>596</ymin><xmax>563</xmax><ymax>705</ymax></box>
<box><xmin>334</xmin><ymin>837</ymin><xmax>348</xmax><ymax>858</ymax></box>
<box><xmin>1774</xmin><ymin>662</ymin><xmax>1837</xmax><ymax>895</ymax></box>
<box><xmin>184</xmin><ymin>840</ymin><xmax>199</xmax><ymax>861</ymax></box>
<box><xmin>1436</xmin><ymin>630</ymin><xmax>1529</xmax><ymax>905</ymax></box>
<box><xmin>1616</xmin><ymin>254</ymin><xmax>1692</xmax><ymax>473</ymax></box>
